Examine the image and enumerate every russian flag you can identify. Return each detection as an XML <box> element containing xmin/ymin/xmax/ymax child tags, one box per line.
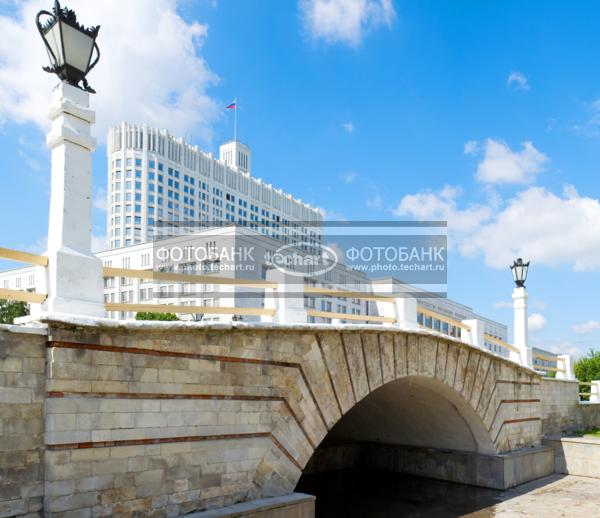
<box><xmin>227</xmin><ymin>101</ymin><xmax>237</xmax><ymax>109</ymax></box>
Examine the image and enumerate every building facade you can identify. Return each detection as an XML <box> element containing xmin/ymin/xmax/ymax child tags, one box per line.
<box><xmin>106</xmin><ymin>123</ymin><xmax>322</xmax><ymax>250</ymax></box>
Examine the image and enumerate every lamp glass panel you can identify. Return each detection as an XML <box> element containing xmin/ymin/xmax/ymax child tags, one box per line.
<box><xmin>522</xmin><ymin>264</ymin><xmax>529</xmax><ymax>281</ymax></box>
<box><xmin>511</xmin><ymin>267</ymin><xmax>518</xmax><ymax>282</ymax></box>
<box><xmin>45</xmin><ymin>22</ymin><xmax>64</xmax><ymax>67</ymax></box>
<box><xmin>515</xmin><ymin>265</ymin><xmax>524</xmax><ymax>282</ymax></box>
<box><xmin>61</xmin><ymin>21</ymin><xmax>94</xmax><ymax>72</ymax></box>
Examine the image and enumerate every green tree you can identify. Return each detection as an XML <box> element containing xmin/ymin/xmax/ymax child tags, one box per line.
<box><xmin>135</xmin><ymin>312</ymin><xmax>178</xmax><ymax>321</ymax></box>
<box><xmin>0</xmin><ymin>299</ymin><xmax>29</xmax><ymax>324</ymax></box>
<box><xmin>574</xmin><ymin>349</ymin><xmax>600</xmax><ymax>400</ymax></box>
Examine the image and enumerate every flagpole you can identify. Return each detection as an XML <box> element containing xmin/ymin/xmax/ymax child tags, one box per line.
<box><xmin>234</xmin><ymin>96</ymin><xmax>237</xmax><ymax>142</ymax></box>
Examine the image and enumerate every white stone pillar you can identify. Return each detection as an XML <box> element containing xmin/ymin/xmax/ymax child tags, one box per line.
<box><xmin>375</xmin><ymin>297</ymin><xmax>419</xmax><ymax>329</ymax></box>
<box><xmin>513</xmin><ymin>286</ymin><xmax>532</xmax><ymax>368</ymax></box>
<box><xmin>216</xmin><ymin>284</ymin><xmax>236</xmax><ymax>322</ymax></box>
<box><xmin>462</xmin><ymin>318</ymin><xmax>485</xmax><ymax>348</ymax></box>
<box><xmin>372</xmin><ymin>283</ymin><xmax>418</xmax><ymax>329</ymax></box>
<box><xmin>43</xmin><ymin>82</ymin><xmax>105</xmax><ymax>317</ymax></box>
<box><xmin>27</xmin><ymin>265</ymin><xmax>49</xmax><ymax>320</ymax></box>
<box><xmin>395</xmin><ymin>297</ymin><xmax>419</xmax><ymax>329</ymax></box>
<box><xmin>590</xmin><ymin>381</ymin><xmax>600</xmax><ymax>403</ymax></box>
<box><xmin>556</xmin><ymin>354</ymin><xmax>575</xmax><ymax>381</ymax></box>
<box><xmin>263</xmin><ymin>270</ymin><xmax>307</xmax><ymax>324</ymax></box>
<box><xmin>509</xmin><ymin>348</ymin><xmax>522</xmax><ymax>365</ymax></box>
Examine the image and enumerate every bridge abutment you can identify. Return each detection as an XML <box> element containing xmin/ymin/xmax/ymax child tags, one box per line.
<box><xmin>303</xmin><ymin>442</ymin><xmax>554</xmax><ymax>490</ymax></box>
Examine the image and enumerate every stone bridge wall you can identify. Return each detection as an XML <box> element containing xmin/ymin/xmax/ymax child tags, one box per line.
<box><xmin>0</xmin><ymin>325</ymin><xmax>47</xmax><ymax>517</ymax></box>
<box><xmin>541</xmin><ymin>378</ymin><xmax>600</xmax><ymax>436</ymax></box>
<box><xmin>1</xmin><ymin>319</ymin><xmax>548</xmax><ymax>517</ymax></box>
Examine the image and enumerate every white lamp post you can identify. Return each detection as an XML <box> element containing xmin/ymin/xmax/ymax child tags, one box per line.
<box><xmin>35</xmin><ymin>1</ymin><xmax>105</xmax><ymax>317</ymax></box>
<box><xmin>511</xmin><ymin>258</ymin><xmax>532</xmax><ymax>368</ymax></box>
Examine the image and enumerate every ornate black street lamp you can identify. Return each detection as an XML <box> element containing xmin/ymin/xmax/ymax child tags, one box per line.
<box><xmin>510</xmin><ymin>258</ymin><xmax>530</xmax><ymax>288</ymax></box>
<box><xmin>36</xmin><ymin>1</ymin><xmax>100</xmax><ymax>93</ymax></box>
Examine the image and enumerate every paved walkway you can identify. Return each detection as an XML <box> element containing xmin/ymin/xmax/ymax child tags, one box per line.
<box><xmin>475</xmin><ymin>475</ymin><xmax>600</xmax><ymax>517</ymax></box>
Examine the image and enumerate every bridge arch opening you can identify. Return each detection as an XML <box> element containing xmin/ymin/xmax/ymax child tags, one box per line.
<box><xmin>295</xmin><ymin>374</ymin><xmax>503</xmax><ymax>516</ymax></box>
<box><xmin>319</xmin><ymin>375</ymin><xmax>497</xmax><ymax>455</ymax></box>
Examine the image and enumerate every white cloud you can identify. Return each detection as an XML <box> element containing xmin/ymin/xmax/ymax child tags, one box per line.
<box><xmin>507</xmin><ymin>70</ymin><xmax>529</xmax><ymax>91</ymax></box>
<box><xmin>571</xmin><ymin>98</ymin><xmax>600</xmax><ymax>137</ymax></box>
<box><xmin>0</xmin><ymin>0</ymin><xmax>219</xmax><ymax>143</ymax></box>
<box><xmin>393</xmin><ymin>185</ymin><xmax>493</xmax><ymax>240</ymax></box>
<box><xmin>17</xmin><ymin>147</ymin><xmax>42</xmax><ymax>172</ymax></box>
<box><xmin>341</xmin><ymin>121</ymin><xmax>356</xmax><ymax>133</ymax></box>
<box><xmin>366</xmin><ymin>193</ymin><xmax>382</xmax><ymax>210</ymax></box>
<box><xmin>549</xmin><ymin>342</ymin><xmax>584</xmax><ymax>359</ymax></box>
<box><xmin>493</xmin><ymin>301</ymin><xmax>512</xmax><ymax>309</ymax></box>
<box><xmin>340</xmin><ymin>171</ymin><xmax>358</xmax><ymax>184</ymax></box>
<box><xmin>26</xmin><ymin>236</ymin><xmax>48</xmax><ymax>255</ymax></box>
<box><xmin>91</xmin><ymin>233</ymin><xmax>108</xmax><ymax>253</ymax></box>
<box><xmin>461</xmin><ymin>185</ymin><xmax>600</xmax><ymax>270</ymax></box>
<box><xmin>318</xmin><ymin>207</ymin><xmax>346</xmax><ymax>221</ymax></box>
<box><xmin>299</xmin><ymin>0</ymin><xmax>396</xmax><ymax>47</ymax></box>
<box><xmin>528</xmin><ymin>313</ymin><xmax>546</xmax><ymax>332</ymax></box>
<box><xmin>572</xmin><ymin>320</ymin><xmax>600</xmax><ymax>334</ymax></box>
<box><xmin>475</xmin><ymin>139</ymin><xmax>549</xmax><ymax>184</ymax></box>
<box><xmin>93</xmin><ymin>187</ymin><xmax>107</xmax><ymax>213</ymax></box>
<box><xmin>463</xmin><ymin>140</ymin><xmax>478</xmax><ymax>155</ymax></box>
<box><xmin>395</xmin><ymin>184</ymin><xmax>600</xmax><ymax>271</ymax></box>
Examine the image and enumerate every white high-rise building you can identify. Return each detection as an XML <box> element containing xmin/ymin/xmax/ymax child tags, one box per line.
<box><xmin>106</xmin><ymin>123</ymin><xmax>322</xmax><ymax>250</ymax></box>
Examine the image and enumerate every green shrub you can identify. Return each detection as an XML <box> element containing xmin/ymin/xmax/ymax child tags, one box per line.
<box><xmin>0</xmin><ymin>300</ymin><xmax>29</xmax><ymax>324</ymax></box>
<box><xmin>574</xmin><ymin>349</ymin><xmax>600</xmax><ymax>400</ymax></box>
<box><xmin>135</xmin><ymin>312</ymin><xmax>178</xmax><ymax>321</ymax></box>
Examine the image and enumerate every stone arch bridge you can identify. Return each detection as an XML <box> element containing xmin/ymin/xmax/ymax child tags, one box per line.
<box><xmin>1</xmin><ymin>319</ymin><xmax>592</xmax><ymax>517</ymax></box>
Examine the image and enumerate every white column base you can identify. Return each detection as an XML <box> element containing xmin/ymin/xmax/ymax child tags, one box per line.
<box><xmin>556</xmin><ymin>354</ymin><xmax>574</xmax><ymax>381</ymax></box>
<box><xmin>43</xmin><ymin>247</ymin><xmax>105</xmax><ymax>318</ymax></box>
<box><xmin>395</xmin><ymin>297</ymin><xmax>419</xmax><ymax>330</ymax></box>
<box><xmin>462</xmin><ymin>318</ymin><xmax>485</xmax><ymax>348</ymax></box>
<box><xmin>372</xmin><ymin>282</ymin><xmax>418</xmax><ymax>329</ymax></box>
<box><xmin>522</xmin><ymin>346</ymin><xmax>533</xmax><ymax>369</ymax></box>
<box><xmin>263</xmin><ymin>270</ymin><xmax>307</xmax><ymax>324</ymax></box>
<box><xmin>590</xmin><ymin>381</ymin><xmax>600</xmax><ymax>403</ymax></box>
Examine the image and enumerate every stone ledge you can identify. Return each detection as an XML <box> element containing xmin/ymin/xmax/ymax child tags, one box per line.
<box><xmin>183</xmin><ymin>493</ymin><xmax>315</xmax><ymax>518</ymax></box>
<box><xmin>38</xmin><ymin>313</ymin><xmax>539</xmax><ymax>376</ymax></box>
<box><xmin>0</xmin><ymin>323</ymin><xmax>48</xmax><ymax>335</ymax></box>
<box><xmin>544</xmin><ymin>437</ymin><xmax>600</xmax><ymax>478</ymax></box>
<box><xmin>545</xmin><ymin>436</ymin><xmax>600</xmax><ymax>446</ymax></box>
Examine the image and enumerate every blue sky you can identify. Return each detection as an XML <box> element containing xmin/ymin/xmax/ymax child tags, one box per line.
<box><xmin>1</xmin><ymin>0</ymin><xmax>600</xmax><ymax>355</ymax></box>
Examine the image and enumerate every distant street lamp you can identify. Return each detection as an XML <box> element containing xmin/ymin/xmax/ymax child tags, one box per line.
<box><xmin>36</xmin><ymin>0</ymin><xmax>100</xmax><ymax>93</ymax></box>
<box><xmin>510</xmin><ymin>258</ymin><xmax>530</xmax><ymax>288</ymax></box>
<box><xmin>33</xmin><ymin>1</ymin><xmax>105</xmax><ymax>318</ymax></box>
<box><xmin>511</xmin><ymin>258</ymin><xmax>532</xmax><ymax>368</ymax></box>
